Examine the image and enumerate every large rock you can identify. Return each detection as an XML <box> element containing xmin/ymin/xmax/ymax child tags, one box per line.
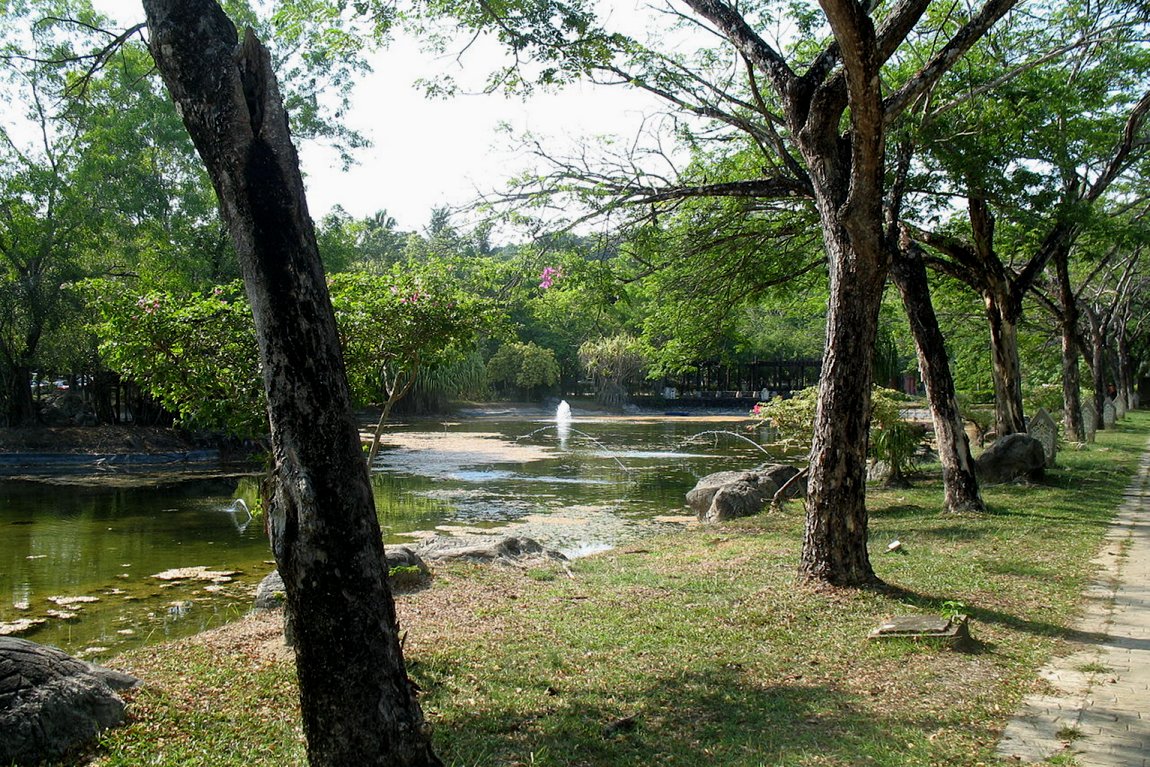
<box><xmin>0</xmin><ymin>637</ymin><xmax>138</xmax><ymax>765</ymax></box>
<box><xmin>254</xmin><ymin>545</ymin><xmax>432</xmax><ymax>611</ymax></box>
<box><xmin>417</xmin><ymin>535</ymin><xmax>566</xmax><ymax>564</ymax></box>
<box><xmin>1027</xmin><ymin>407</ymin><xmax>1058</xmax><ymax>466</ymax></box>
<box><xmin>253</xmin><ymin>569</ymin><xmax>286</xmax><ymax>611</ymax></box>
<box><xmin>975</xmin><ymin>433</ymin><xmax>1046</xmax><ymax>484</ymax></box>
<box><xmin>761</xmin><ymin>464</ymin><xmax>804</xmax><ymax>499</ymax></box>
<box><xmin>382</xmin><ymin>545</ymin><xmax>433</xmax><ymax>590</ymax></box>
<box><xmin>687</xmin><ymin>465</ymin><xmax>800</xmax><ymax>523</ymax></box>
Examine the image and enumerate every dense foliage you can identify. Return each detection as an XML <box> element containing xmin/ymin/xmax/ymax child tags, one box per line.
<box><xmin>87</xmin><ymin>261</ymin><xmax>490</xmax><ymax>436</ymax></box>
<box><xmin>0</xmin><ymin>0</ymin><xmax>1145</xmax><ymax>450</ymax></box>
<box><xmin>87</xmin><ymin>281</ymin><xmax>264</xmax><ymax>435</ymax></box>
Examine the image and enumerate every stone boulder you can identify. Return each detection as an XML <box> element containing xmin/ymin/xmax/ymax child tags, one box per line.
<box><xmin>253</xmin><ymin>570</ymin><xmax>286</xmax><ymax>611</ymax></box>
<box><xmin>0</xmin><ymin>637</ymin><xmax>139</xmax><ymax>766</ymax></box>
<box><xmin>760</xmin><ymin>464</ymin><xmax>804</xmax><ymax>499</ymax></box>
<box><xmin>382</xmin><ymin>545</ymin><xmax>433</xmax><ymax>590</ymax></box>
<box><xmin>975</xmin><ymin>433</ymin><xmax>1046</xmax><ymax>484</ymax></box>
<box><xmin>687</xmin><ymin>465</ymin><xmax>800</xmax><ymax>523</ymax></box>
<box><xmin>254</xmin><ymin>545</ymin><xmax>432</xmax><ymax>611</ymax></box>
<box><xmin>417</xmin><ymin>535</ymin><xmax>566</xmax><ymax>565</ymax></box>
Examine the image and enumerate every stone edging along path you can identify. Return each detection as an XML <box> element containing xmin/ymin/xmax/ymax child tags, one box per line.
<box><xmin>997</xmin><ymin>437</ymin><xmax>1150</xmax><ymax>766</ymax></box>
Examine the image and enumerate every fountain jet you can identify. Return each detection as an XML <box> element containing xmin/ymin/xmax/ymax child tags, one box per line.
<box><xmin>556</xmin><ymin>400</ymin><xmax>572</xmax><ymax>449</ymax></box>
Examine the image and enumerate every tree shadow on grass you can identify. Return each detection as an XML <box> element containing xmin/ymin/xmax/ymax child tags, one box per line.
<box><xmin>979</xmin><ymin>502</ymin><xmax>1115</xmax><ymax>527</ymax></box>
<box><xmin>870</xmin><ymin>503</ymin><xmax>932</xmax><ymax>520</ymax></box>
<box><xmin>425</xmin><ymin>664</ymin><xmax>956</xmax><ymax>767</ymax></box>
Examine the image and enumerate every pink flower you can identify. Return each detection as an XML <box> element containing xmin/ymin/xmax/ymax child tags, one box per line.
<box><xmin>539</xmin><ymin>266</ymin><xmax>562</xmax><ymax>289</ymax></box>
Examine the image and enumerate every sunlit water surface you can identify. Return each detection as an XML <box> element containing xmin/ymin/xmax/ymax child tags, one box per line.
<box><xmin>1</xmin><ymin>416</ymin><xmax>777</xmax><ymax>658</ymax></box>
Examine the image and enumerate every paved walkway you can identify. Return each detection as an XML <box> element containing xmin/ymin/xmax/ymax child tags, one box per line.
<box><xmin>998</xmin><ymin>439</ymin><xmax>1150</xmax><ymax>766</ymax></box>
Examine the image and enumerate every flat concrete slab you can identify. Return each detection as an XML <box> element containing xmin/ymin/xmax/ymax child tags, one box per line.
<box><xmin>868</xmin><ymin>614</ymin><xmax>971</xmax><ymax>649</ymax></box>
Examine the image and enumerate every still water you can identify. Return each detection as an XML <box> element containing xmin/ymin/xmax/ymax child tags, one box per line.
<box><xmin>0</xmin><ymin>415</ymin><xmax>772</xmax><ymax>658</ymax></box>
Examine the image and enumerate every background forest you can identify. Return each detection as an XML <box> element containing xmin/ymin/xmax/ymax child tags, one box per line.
<box><xmin>0</xmin><ymin>0</ymin><xmax>1146</xmax><ymax>441</ymax></box>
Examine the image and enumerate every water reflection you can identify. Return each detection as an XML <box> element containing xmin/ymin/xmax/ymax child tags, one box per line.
<box><xmin>371</xmin><ymin>416</ymin><xmax>773</xmax><ymax>552</ymax></box>
<box><xmin>0</xmin><ymin>477</ymin><xmax>270</xmax><ymax>658</ymax></box>
<box><xmin>1</xmin><ymin>415</ymin><xmax>773</xmax><ymax>656</ymax></box>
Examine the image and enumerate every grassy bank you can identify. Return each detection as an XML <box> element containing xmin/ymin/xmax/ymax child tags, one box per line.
<box><xmin>90</xmin><ymin>412</ymin><xmax>1149</xmax><ymax>767</ymax></box>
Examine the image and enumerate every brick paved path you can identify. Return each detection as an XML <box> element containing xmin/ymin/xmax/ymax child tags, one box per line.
<box><xmin>998</xmin><ymin>439</ymin><xmax>1150</xmax><ymax>765</ymax></box>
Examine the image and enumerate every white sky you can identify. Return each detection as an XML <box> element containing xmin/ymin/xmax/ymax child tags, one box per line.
<box><xmin>92</xmin><ymin>1</ymin><xmax>685</xmax><ymax>235</ymax></box>
<box><xmin>298</xmin><ymin>33</ymin><xmax>666</xmax><ymax>233</ymax></box>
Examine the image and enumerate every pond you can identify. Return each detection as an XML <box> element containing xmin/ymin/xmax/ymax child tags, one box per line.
<box><xmin>0</xmin><ymin>413</ymin><xmax>778</xmax><ymax>659</ymax></box>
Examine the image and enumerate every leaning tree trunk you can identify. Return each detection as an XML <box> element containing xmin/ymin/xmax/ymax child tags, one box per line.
<box><xmin>891</xmin><ymin>244</ymin><xmax>985</xmax><ymax>513</ymax></box>
<box><xmin>984</xmin><ymin>290</ymin><xmax>1027</xmax><ymax>436</ymax></box>
<box><xmin>1054</xmin><ymin>252</ymin><xmax>1086</xmax><ymax>441</ymax></box>
<box><xmin>142</xmin><ymin>3</ymin><xmax>440</xmax><ymax>766</ymax></box>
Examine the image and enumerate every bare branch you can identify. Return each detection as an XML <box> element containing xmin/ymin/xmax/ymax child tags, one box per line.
<box><xmin>640</xmin><ymin>177</ymin><xmax>810</xmax><ymax>203</ymax></box>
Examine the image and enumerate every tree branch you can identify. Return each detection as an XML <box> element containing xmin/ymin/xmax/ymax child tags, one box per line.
<box><xmin>682</xmin><ymin>0</ymin><xmax>796</xmax><ymax>97</ymax></box>
<box><xmin>884</xmin><ymin>0</ymin><xmax>1020</xmax><ymax>124</ymax></box>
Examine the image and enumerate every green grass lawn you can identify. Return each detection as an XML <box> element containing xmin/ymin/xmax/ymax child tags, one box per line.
<box><xmin>91</xmin><ymin>411</ymin><xmax>1149</xmax><ymax>767</ymax></box>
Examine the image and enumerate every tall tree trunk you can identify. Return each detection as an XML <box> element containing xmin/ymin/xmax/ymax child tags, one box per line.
<box><xmin>891</xmin><ymin>243</ymin><xmax>985</xmax><ymax>513</ymax></box>
<box><xmin>1054</xmin><ymin>254</ymin><xmax>1086</xmax><ymax>441</ymax></box>
<box><xmin>799</xmin><ymin>205</ymin><xmax>883</xmax><ymax>586</ymax></box>
<box><xmin>1086</xmin><ymin>308</ymin><xmax>1109</xmax><ymax>429</ymax></box>
<box><xmin>984</xmin><ymin>288</ymin><xmax>1026</xmax><ymax>435</ymax></box>
<box><xmin>142</xmin><ymin>4</ymin><xmax>440</xmax><ymax>765</ymax></box>
<box><xmin>1060</xmin><ymin>330</ymin><xmax>1086</xmax><ymax>441</ymax></box>
<box><xmin>5</xmin><ymin>363</ymin><xmax>36</xmax><ymax>427</ymax></box>
<box><xmin>91</xmin><ymin>370</ymin><xmax>118</xmax><ymax>425</ymax></box>
<box><xmin>1116</xmin><ymin>314</ymin><xmax>1135</xmax><ymax>409</ymax></box>
<box><xmin>682</xmin><ymin>0</ymin><xmax>1015</xmax><ymax>587</ymax></box>
<box><xmin>793</xmin><ymin>0</ymin><xmax>887</xmax><ymax>589</ymax></box>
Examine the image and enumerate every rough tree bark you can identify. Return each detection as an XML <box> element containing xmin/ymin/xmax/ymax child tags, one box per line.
<box><xmin>1117</xmin><ymin>316</ymin><xmax>1136</xmax><ymax>408</ymax></box>
<box><xmin>968</xmin><ymin>195</ymin><xmax>1028</xmax><ymax>437</ymax></box>
<box><xmin>1059</xmin><ymin>325</ymin><xmax>1086</xmax><ymax>440</ymax></box>
<box><xmin>1084</xmin><ymin>305</ymin><xmax>1110</xmax><ymax>429</ymax></box>
<box><xmin>142</xmin><ymin>2</ymin><xmax>440</xmax><ymax>765</ymax></box>
<box><xmin>885</xmin><ymin>142</ymin><xmax>984</xmax><ymax>513</ymax></box>
<box><xmin>984</xmin><ymin>284</ymin><xmax>1027</xmax><ymax>435</ymax></box>
<box><xmin>684</xmin><ymin>0</ymin><xmax>887</xmax><ymax>586</ymax></box>
<box><xmin>795</xmin><ymin>7</ymin><xmax>888</xmax><ymax>584</ymax></box>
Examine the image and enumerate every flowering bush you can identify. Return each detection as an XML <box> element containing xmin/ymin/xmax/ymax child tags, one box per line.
<box><xmin>86</xmin><ymin>280</ymin><xmax>265</xmax><ymax>436</ymax></box>
<box><xmin>86</xmin><ymin>265</ymin><xmax>489</xmax><ymax>438</ymax></box>
<box><xmin>329</xmin><ymin>269</ymin><xmax>485</xmax><ymax>408</ymax></box>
